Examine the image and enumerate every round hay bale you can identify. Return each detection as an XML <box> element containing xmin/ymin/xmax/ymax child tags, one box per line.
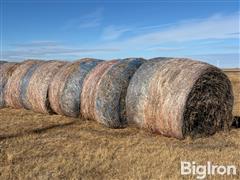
<box><xmin>126</xmin><ymin>58</ymin><xmax>234</xmax><ymax>139</ymax></box>
<box><xmin>4</xmin><ymin>60</ymin><xmax>45</xmax><ymax>109</ymax></box>
<box><xmin>0</xmin><ymin>62</ymin><xmax>19</xmax><ymax>108</ymax></box>
<box><xmin>26</xmin><ymin>60</ymin><xmax>67</xmax><ymax>114</ymax></box>
<box><xmin>81</xmin><ymin>58</ymin><xmax>145</xmax><ymax>128</ymax></box>
<box><xmin>49</xmin><ymin>58</ymin><xmax>104</xmax><ymax>117</ymax></box>
<box><xmin>81</xmin><ymin>60</ymin><xmax>119</xmax><ymax>121</ymax></box>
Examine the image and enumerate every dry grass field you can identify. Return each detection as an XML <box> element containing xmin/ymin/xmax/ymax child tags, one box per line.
<box><xmin>0</xmin><ymin>108</ymin><xmax>239</xmax><ymax>179</ymax></box>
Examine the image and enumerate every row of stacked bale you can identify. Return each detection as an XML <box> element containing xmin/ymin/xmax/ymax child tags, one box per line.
<box><xmin>0</xmin><ymin>58</ymin><xmax>235</xmax><ymax>139</ymax></box>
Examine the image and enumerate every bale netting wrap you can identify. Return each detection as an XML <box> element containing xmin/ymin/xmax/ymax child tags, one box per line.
<box><xmin>4</xmin><ymin>60</ymin><xmax>45</xmax><ymax>109</ymax></box>
<box><xmin>126</xmin><ymin>58</ymin><xmax>234</xmax><ymax>139</ymax></box>
<box><xmin>81</xmin><ymin>60</ymin><xmax>119</xmax><ymax>121</ymax></box>
<box><xmin>26</xmin><ymin>61</ymin><xmax>67</xmax><ymax>114</ymax></box>
<box><xmin>0</xmin><ymin>63</ymin><xmax>19</xmax><ymax>108</ymax></box>
<box><xmin>91</xmin><ymin>58</ymin><xmax>145</xmax><ymax>128</ymax></box>
<box><xmin>49</xmin><ymin>58</ymin><xmax>104</xmax><ymax>117</ymax></box>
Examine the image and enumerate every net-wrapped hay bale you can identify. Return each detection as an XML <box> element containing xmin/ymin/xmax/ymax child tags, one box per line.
<box><xmin>4</xmin><ymin>60</ymin><xmax>44</xmax><ymax>109</ymax></box>
<box><xmin>94</xmin><ymin>58</ymin><xmax>146</xmax><ymax>128</ymax></box>
<box><xmin>81</xmin><ymin>60</ymin><xmax>119</xmax><ymax>121</ymax></box>
<box><xmin>26</xmin><ymin>61</ymin><xmax>67</xmax><ymax>114</ymax></box>
<box><xmin>126</xmin><ymin>58</ymin><xmax>234</xmax><ymax>139</ymax></box>
<box><xmin>49</xmin><ymin>58</ymin><xmax>103</xmax><ymax>117</ymax></box>
<box><xmin>81</xmin><ymin>58</ymin><xmax>145</xmax><ymax>128</ymax></box>
<box><xmin>0</xmin><ymin>62</ymin><xmax>19</xmax><ymax>108</ymax></box>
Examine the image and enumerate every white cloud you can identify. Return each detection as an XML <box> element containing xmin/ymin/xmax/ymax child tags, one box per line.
<box><xmin>101</xmin><ymin>26</ymin><xmax>131</xmax><ymax>41</ymax></box>
<box><xmin>10</xmin><ymin>41</ymin><xmax>60</xmax><ymax>47</ymax></box>
<box><xmin>102</xmin><ymin>12</ymin><xmax>239</xmax><ymax>49</ymax></box>
<box><xmin>3</xmin><ymin>41</ymin><xmax>119</xmax><ymax>60</ymax></box>
<box><xmin>62</xmin><ymin>8</ymin><xmax>103</xmax><ymax>30</ymax></box>
<box><xmin>4</xmin><ymin>12</ymin><xmax>239</xmax><ymax>63</ymax></box>
<box><xmin>186</xmin><ymin>53</ymin><xmax>240</xmax><ymax>68</ymax></box>
<box><xmin>147</xmin><ymin>46</ymin><xmax>185</xmax><ymax>51</ymax></box>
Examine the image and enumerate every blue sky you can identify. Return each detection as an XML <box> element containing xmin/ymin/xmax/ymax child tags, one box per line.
<box><xmin>0</xmin><ymin>0</ymin><xmax>239</xmax><ymax>67</ymax></box>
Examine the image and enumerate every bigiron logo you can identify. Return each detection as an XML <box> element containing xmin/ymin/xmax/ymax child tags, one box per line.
<box><xmin>180</xmin><ymin>161</ymin><xmax>237</xmax><ymax>179</ymax></box>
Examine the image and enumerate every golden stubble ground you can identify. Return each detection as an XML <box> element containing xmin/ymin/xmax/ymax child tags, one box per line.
<box><xmin>0</xmin><ymin>108</ymin><xmax>239</xmax><ymax>180</ymax></box>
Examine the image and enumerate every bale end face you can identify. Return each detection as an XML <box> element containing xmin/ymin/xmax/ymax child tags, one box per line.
<box><xmin>182</xmin><ymin>67</ymin><xmax>234</xmax><ymax>138</ymax></box>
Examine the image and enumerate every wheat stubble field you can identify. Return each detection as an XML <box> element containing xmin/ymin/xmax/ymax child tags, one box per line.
<box><xmin>0</xmin><ymin>108</ymin><xmax>239</xmax><ymax>179</ymax></box>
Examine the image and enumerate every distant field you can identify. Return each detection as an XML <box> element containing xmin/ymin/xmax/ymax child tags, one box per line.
<box><xmin>223</xmin><ymin>68</ymin><xmax>240</xmax><ymax>117</ymax></box>
<box><xmin>0</xmin><ymin>108</ymin><xmax>239</xmax><ymax>179</ymax></box>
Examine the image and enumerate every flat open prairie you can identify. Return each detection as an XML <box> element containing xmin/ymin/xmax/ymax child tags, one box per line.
<box><xmin>223</xmin><ymin>68</ymin><xmax>240</xmax><ymax>117</ymax></box>
<box><xmin>0</xmin><ymin>108</ymin><xmax>239</xmax><ymax>179</ymax></box>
